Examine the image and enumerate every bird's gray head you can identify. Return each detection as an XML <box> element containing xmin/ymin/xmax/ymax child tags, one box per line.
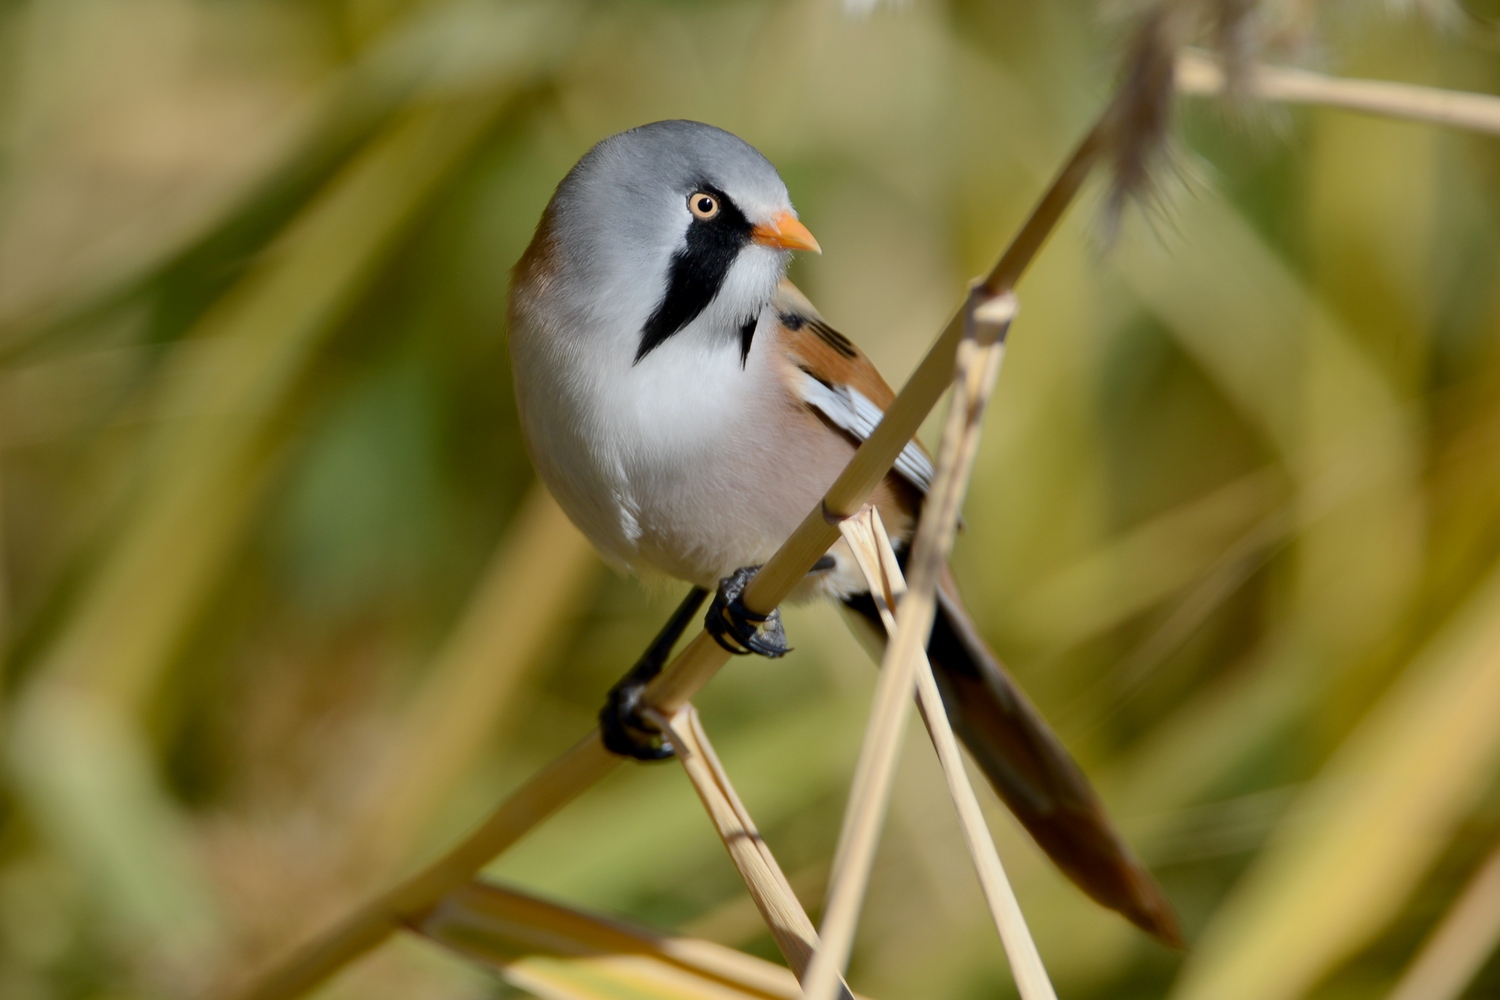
<box><xmin>529</xmin><ymin>120</ymin><xmax>819</xmax><ymax>365</ymax></box>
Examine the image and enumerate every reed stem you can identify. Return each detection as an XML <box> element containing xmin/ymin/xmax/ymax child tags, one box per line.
<box><xmin>646</xmin><ymin>706</ymin><xmax>856</xmax><ymax>1000</ymax></box>
<box><xmin>838</xmin><ymin>502</ymin><xmax>1056</xmax><ymax>1000</ymax></box>
<box><xmin>1176</xmin><ymin>49</ymin><xmax>1500</xmax><ymax>136</ymax></box>
<box><xmin>800</xmin><ymin>291</ymin><xmax>1014</xmax><ymax>1000</ymax></box>
<box><xmin>226</xmin><ymin>110</ymin><xmax>1106</xmax><ymax>1000</ymax></box>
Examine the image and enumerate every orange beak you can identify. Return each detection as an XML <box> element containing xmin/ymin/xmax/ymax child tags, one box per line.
<box><xmin>750</xmin><ymin>211</ymin><xmax>821</xmax><ymax>254</ymax></box>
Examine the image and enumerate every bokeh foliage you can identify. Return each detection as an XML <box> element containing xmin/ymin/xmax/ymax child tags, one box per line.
<box><xmin>3</xmin><ymin>0</ymin><xmax>1500</xmax><ymax>998</ymax></box>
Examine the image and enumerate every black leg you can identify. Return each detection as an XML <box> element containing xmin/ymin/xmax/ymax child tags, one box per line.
<box><xmin>705</xmin><ymin>565</ymin><xmax>790</xmax><ymax>659</ymax></box>
<box><xmin>599</xmin><ymin>586</ymin><xmax>710</xmax><ymax>760</ymax></box>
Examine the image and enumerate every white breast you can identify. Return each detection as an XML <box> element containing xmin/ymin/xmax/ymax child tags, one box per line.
<box><xmin>511</xmin><ymin>264</ymin><xmax>832</xmax><ymax>588</ymax></box>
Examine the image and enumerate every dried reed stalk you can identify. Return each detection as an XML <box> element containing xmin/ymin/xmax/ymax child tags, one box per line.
<box><xmin>1386</xmin><ymin>842</ymin><xmax>1500</xmax><ymax>1000</ymax></box>
<box><xmin>836</xmin><ymin>505</ymin><xmax>1055</xmax><ymax>1000</ymax></box>
<box><xmin>417</xmin><ymin>879</ymin><xmax>829</xmax><ymax>1000</ymax></box>
<box><xmin>227</xmin><ymin>112</ymin><xmax>1108</xmax><ymax>1000</ymax></box>
<box><xmin>229</xmin><ymin>735</ymin><xmax>621</xmax><ymax>1000</ymax></box>
<box><xmin>643</xmin><ymin>705</ymin><xmax>855</xmax><ymax>1000</ymax></box>
<box><xmin>1177</xmin><ymin>49</ymin><xmax>1500</xmax><ymax>136</ymax></box>
<box><xmin>800</xmin><ymin>290</ymin><xmax>1015</xmax><ymax>1000</ymax></box>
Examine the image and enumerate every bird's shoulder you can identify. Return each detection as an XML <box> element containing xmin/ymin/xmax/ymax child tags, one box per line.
<box><xmin>771</xmin><ymin>280</ymin><xmax>935</xmax><ymax>496</ymax></box>
<box><xmin>771</xmin><ymin>280</ymin><xmax>895</xmax><ymax>408</ymax></box>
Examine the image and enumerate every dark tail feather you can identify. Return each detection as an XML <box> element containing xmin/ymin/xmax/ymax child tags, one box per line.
<box><xmin>842</xmin><ymin>582</ymin><xmax>1183</xmax><ymax>947</ymax></box>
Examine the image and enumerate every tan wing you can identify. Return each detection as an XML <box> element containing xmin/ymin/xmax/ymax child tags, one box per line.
<box><xmin>772</xmin><ymin>281</ymin><xmax>934</xmax><ymax>504</ymax></box>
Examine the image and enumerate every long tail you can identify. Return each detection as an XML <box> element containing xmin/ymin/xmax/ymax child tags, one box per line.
<box><xmin>842</xmin><ymin>576</ymin><xmax>1183</xmax><ymax>947</ymax></box>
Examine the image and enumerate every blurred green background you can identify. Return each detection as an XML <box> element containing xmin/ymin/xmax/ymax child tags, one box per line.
<box><xmin>4</xmin><ymin>0</ymin><xmax>1500</xmax><ymax>998</ymax></box>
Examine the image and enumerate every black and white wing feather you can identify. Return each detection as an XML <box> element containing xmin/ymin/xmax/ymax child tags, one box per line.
<box><xmin>794</xmin><ymin>371</ymin><xmax>934</xmax><ymax>494</ymax></box>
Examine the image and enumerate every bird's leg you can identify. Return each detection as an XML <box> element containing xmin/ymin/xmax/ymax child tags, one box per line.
<box><xmin>599</xmin><ymin>586</ymin><xmax>710</xmax><ymax>760</ymax></box>
<box><xmin>705</xmin><ymin>565</ymin><xmax>790</xmax><ymax>659</ymax></box>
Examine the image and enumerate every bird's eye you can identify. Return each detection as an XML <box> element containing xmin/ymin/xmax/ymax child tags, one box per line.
<box><xmin>688</xmin><ymin>192</ymin><xmax>720</xmax><ymax>220</ymax></box>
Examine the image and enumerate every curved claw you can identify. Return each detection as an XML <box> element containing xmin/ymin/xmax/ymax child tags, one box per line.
<box><xmin>706</xmin><ymin>566</ymin><xmax>791</xmax><ymax>659</ymax></box>
<box><xmin>600</xmin><ymin>674</ymin><xmax>675</xmax><ymax>760</ymax></box>
<box><xmin>596</xmin><ymin>586</ymin><xmax>709</xmax><ymax>762</ymax></box>
<box><xmin>597</xmin><ymin>680</ymin><xmax>675</xmax><ymax>758</ymax></box>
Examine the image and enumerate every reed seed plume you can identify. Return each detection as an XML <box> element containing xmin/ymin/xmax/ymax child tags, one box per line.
<box><xmin>1100</xmin><ymin>0</ymin><xmax>1463</xmax><ymax>232</ymax></box>
<box><xmin>1102</xmin><ymin>7</ymin><xmax>1184</xmax><ymax>235</ymax></box>
<box><xmin>1100</xmin><ymin>0</ymin><xmax>1278</xmax><ymax>233</ymax></box>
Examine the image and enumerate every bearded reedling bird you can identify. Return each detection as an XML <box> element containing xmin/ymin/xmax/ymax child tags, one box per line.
<box><xmin>507</xmin><ymin>119</ymin><xmax>1181</xmax><ymax>944</ymax></box>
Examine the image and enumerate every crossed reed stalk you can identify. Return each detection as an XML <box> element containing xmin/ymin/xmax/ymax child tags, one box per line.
<box><xmin>229</xmin><ymin>48</ymin><xmax>1500</xmax><ymax>1000</ymax></box>
<box><xmin>231</xmin><ymin>75</ymin><xmax>1104</xmax><ymax>1000</ymax></box>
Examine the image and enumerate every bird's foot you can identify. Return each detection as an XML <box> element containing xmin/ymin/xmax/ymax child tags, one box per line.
<box><xmin>705</xmin><ymin>566</ymin><xmax>790</xmax><ymax>658</ymax></box>
<box><xmin>598</xmin><ymin>586</ymin><xmax>708</xmax><ymax>761</ymax></box>
<box><xmin>600</xmin><ymin>664</ymin><xmax>676</xmax><ymax>760</ymax></box>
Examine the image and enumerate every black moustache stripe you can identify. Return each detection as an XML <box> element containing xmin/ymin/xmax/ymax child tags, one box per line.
<box><xmin>738</xmin><ymin>314</ymin><xmax>757</xmax><ymax>368</ymax></box>
<box><xmin>635</xmin><ymin>186</ymin><xmax>755</xmax><ymax>364</ymax></box>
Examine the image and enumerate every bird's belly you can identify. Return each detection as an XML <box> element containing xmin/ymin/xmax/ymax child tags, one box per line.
<box><xmin>524</xmin><ymin>379</ymin><xmax>846</xmax><ymax>589</ymax></box>
<box><xmin>513</xmin><ymin>316</ymin><xmax>875</xmax><ymax>597</ymax></box>
<box><xmin>625</xmin><ymin>406</ymin><xmax>857</xmax><ymax>590</ymax></box>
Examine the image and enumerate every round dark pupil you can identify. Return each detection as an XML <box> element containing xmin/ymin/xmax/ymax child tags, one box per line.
<box><xmin>697</xmin><ymin>196</ymin><xmax>714</xmax><ymax>213</ymax></box>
